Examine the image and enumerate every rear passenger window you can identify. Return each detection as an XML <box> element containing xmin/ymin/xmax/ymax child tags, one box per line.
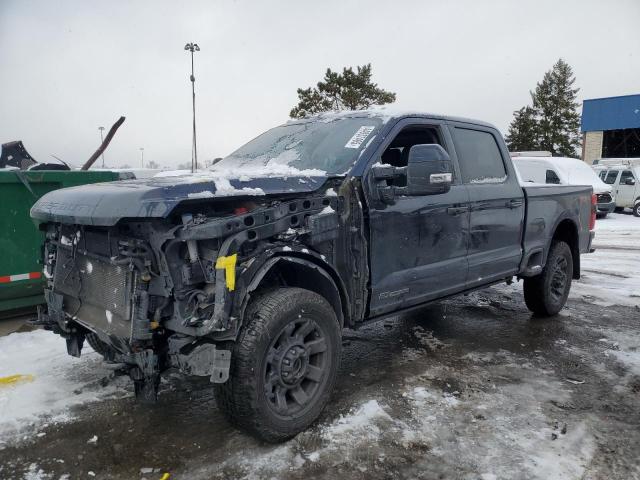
<box><xmin>603</xmin><ymin>170</ymin><xmax>619</xmax><ymax>184</ymax></box>
<box><xmin>598</xmin><ymin>170</ymin><xmax>607</xmax><ymax>180</ymax></box>
<box><xmin>453</xmin><ymin>128</ymin><xmax>507</xmax><ymax>184</ymax></box>
<box><xmin>545</xmin><ymin>169</ymin><xmax>561</xmax><ymax>184</ymax></box>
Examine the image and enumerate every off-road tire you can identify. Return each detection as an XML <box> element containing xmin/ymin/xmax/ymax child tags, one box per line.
<box><xmin>633</xmin><ymin>202</ymin><xmax>640</xmax><ymax>217</ymax></box>
<box><xmin>523</xmin><ymin>240</ymin><xmax>573</xmax><ymax>317</ymax></box>
<box><xmin>596</xmin><ymin>212</ymin><xmax>607</xmax><ymax>219</ymax></box>
<box><xmin>86</xmin><ymin>332</ymin><xmax>109</xmax><ymax>356</ymax></box>
<box><xmin>214</xmin><ymin>287</ymin><xmax>341</xmax><ymax>442</ymax></box>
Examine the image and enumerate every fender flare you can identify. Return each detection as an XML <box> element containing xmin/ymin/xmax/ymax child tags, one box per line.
<box><xmin>233</xmin><ymin>248</ymin><xmax>349</xmax><ymax>332</ymax></box>
<box><xmin>546</xmin><ymin>214</ymin><xmax>580</xmax><ymax>278</ymax></box>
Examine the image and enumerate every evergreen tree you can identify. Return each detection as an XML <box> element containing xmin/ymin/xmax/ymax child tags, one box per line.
<box><xmin>290</xmin><ymin>64</ymin><xmax>396</xmax><ymax>118</ymax></box>
<box><xmin>505</xmin><ymin>106</ymin><xmax>540</xmax><ymax>151</ymax></box>
<box><xmin>531</xmin><ymin>59</ymin><xmax>581</xmax><ymax>156</ymax></box>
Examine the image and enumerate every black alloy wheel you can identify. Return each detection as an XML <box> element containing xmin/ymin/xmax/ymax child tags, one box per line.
<box><xmin>263</xmin><ymin>317</ymin><xmax>330</xmax><ymax>418</ymax></box>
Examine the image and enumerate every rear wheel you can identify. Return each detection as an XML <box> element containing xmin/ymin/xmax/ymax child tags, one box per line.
<box><xmin>633</xmin><ymin>202</ymin><xmax>640</xmax><ymax>217</ymax></box>
<box><xmin>214</xmin><ymin>287</ymin><xmax>341</xmax><ymax>442</ymax></box>
<box><xmin>523</xmin><ymin>240</ymin><xmax>573</xmax><ymax>316</ymax></box>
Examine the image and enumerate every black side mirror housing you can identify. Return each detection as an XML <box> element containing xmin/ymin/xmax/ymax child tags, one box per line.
<box><xmin>406</xmin><ymin>144</ymin><xmax>453</xmax><ymax>195</ymax></box>
<box><xmin>624</xmin><ymin>177</ymin><xmax>636</xmax><ymax>186</ymax></box>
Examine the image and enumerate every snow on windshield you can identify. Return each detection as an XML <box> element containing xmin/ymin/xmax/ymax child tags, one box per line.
<box><xmin>215</xmin><ymin>116</ymin><xmax>384</xmax><ymax>175</ymax></box>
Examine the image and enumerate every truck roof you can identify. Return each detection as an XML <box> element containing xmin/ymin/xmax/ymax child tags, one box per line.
<box><xmin>594</xmin><ymin>158</ymin><xmax>640</xmax><ymax>168</ymax></box>
<box><xmin>288</xmin><ymin>108</ymin><xmax>497</xmax><ymax>130</ymax></box>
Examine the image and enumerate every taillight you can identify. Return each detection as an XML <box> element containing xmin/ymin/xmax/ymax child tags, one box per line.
<box><xmin>589</xmin><ymin>193</ymin><xmax>597</xmax><ymax>230</ymax></box>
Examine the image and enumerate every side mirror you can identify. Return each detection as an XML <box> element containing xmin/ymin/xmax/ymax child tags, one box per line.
<box><xmin>624</xmin><ymin>178</ymin><xmax>636</xmax><ymax>186</ymax></box>
<box><xmin>406</xmin><ymin>144</ymin><xmax>453</xmax><ymax>195</ymax></box>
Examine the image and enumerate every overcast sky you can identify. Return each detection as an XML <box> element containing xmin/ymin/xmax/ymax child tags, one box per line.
<box><xmin>1</xmin><ymin>0</ymin><xmax>639</xmax><ymax>168</ymax></box>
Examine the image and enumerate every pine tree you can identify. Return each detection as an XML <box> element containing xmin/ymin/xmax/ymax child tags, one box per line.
<box><xmin>505</xmin><ymin>106</ymin><xmax>540</xmax><ymax>151</ymax></box>
<box><xmin>290</xmin><ymin>64</ymin><xmax>396</xmax><ymax>118</ymax></box>
<box><xmin>531</xmin><ymin>59</ymin><xmax>581</xmax><ymax>157</ymax></box>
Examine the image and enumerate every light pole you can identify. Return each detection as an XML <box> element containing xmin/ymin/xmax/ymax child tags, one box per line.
<box><xmin>184</xmin><ymin>42</ymin><xmax>200</xmax><ymax>173</ymax></box>
<box><xmin>139</xmin><ymin>147</ymin><xmax>144</xmax><ymax>168</ymax></box>
<box><xmin>98</xmin><ymin>126</ymin><xmax>106</xmax><ymax>167</ymax></box>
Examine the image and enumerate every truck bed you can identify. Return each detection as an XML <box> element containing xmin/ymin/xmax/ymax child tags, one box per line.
<box><xmin>520</xmin><ymin>184</ymin><xmax>593</xmax><ymax>276</ymax></box>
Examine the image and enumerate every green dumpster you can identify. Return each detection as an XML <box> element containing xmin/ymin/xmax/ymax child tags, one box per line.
<box><xmin>0</xmin><ymin>170</ymin><xmax>128</xmax><ymax>312</ymax></box>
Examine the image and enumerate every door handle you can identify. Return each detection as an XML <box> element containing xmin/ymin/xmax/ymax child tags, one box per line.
<box><xmin>447</xmin><ymin>206</ymin><xmax>470</xmax><ymax>216</ymax></box>
<box><xmin>507</xmin><ymin>199</ymin><xmax>524</xmax><ymax>209</ymax></box>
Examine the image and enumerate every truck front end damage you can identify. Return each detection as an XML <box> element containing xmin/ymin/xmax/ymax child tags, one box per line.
<box><xmin>35</xmin><ymin>188</ymin><xmax>346</xmax><ymax>401</ymax></box>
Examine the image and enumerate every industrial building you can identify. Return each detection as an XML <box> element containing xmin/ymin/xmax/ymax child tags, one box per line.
<box><xmin>581</xmin><ymin>94</ymin><xmax>640</xmax><ymax>164</ymax></box>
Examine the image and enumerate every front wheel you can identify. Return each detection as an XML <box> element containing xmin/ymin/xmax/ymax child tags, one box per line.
<box><xmin>523</xmin><ymin>240</ymin><xmax>573</xmax><ymax>316</ymax></box>
<box><xmin>214</xmin><ymin>287</ymin><xmax>341</xmax><ymax>442</ymax></box>
<box><xmin>633</xmin><ymin>202</ymin><xmax>640</xmax><ymax>217</ymax></box>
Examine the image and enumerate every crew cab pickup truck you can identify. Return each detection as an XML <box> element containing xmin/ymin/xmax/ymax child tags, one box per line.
<box><xmin>31</xmin><ymin>111</ymin><xmax>596</xmax><ymax>441</ymax></box>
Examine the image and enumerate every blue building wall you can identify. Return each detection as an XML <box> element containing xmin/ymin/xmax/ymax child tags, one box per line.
<box><xmin>581</xmin><ymin>94</ymin><xmax>640</xmax><ymax>132</ymax></box>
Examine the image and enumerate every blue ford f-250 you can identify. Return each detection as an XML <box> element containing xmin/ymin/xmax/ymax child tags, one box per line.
<box><xmin>31</xmin><ymin>111</ymin><xmax>595</xmax><ymax>441</ymax></box>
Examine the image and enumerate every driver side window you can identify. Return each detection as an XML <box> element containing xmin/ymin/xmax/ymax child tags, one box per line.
<box><xmin>378</xmin><ymin>125</ymin><xmax>445</xmax><ymax>186</ymax></box>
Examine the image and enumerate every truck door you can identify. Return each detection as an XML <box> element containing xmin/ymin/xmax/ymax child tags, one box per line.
<box><xmin>364</xmin><ymin>119</ymin><xmax>469</xmax><ymax>317</ymax></box>
<box><xmin>448</xmin><ymin>123</ymin><xmax>525</xmax><ymax>288</ymax></box>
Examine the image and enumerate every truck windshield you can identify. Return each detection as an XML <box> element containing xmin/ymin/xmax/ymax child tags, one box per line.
<box><xmin>216</xmin><ymin>116</ymin><xmax>384</xmax><ymax>175</ymax></box>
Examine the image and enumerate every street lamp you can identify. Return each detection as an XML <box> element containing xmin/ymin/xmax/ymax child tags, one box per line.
<box><xmin>139</xmin><ymin>147</ymin><xmax>144</xmax><ymax>168</ymax></box>
<box><xmin>98</xmin><ymin>126</ymin><xmax>106</xmax><ymax>167</ymax></box>
<box><xmin>184</xmin><ymin>42</ymin><xmax>200</xmax><ymax>173</ymax></box>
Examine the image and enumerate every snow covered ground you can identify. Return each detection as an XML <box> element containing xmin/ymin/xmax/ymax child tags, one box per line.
<box><xmin>571</xmin><ymin>212</ymin><xmax>640</xmax><ymax>306</ymax></box>
<box><xmin>0</xmin><ymin>213</ymin><xmax>638</xmax><ymax>479</ymax></box>
<box><xmin>0</xmin><ymin>331</ymin><xmax>129</xmax><ymax>447</ymax></box>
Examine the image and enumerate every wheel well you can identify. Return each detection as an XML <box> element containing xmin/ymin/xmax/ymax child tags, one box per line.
<box><xmin>552</xmin><ymin>219</ymin><xmax>580</xmax><ymax>279</ymax></box>
<box><xmin>252</xmin><ymin>257</ymin><xmax>347</xmax><ymax>328</ymax></box>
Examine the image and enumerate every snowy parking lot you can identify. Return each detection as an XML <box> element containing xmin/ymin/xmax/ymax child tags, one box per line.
<box><xmin>0</xmin><ymin>213</ymin><xmax>638</xmax><ymax>480</ymax></box>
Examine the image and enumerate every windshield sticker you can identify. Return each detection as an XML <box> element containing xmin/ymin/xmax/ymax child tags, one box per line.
<box><xmin>344</xmin><ymin>126</ymin><xmax>375</xmax><ymax>149</ymax></box>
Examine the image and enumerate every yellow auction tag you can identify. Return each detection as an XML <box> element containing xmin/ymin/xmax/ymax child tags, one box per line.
<box><xmin>215</xmin><ymin>254</ymin><xmax>238</xmax><ymax>291</ymax></box>
<box><xmin>0</xmin><ymin>374</ymin><xmax>35</xmax><ymax>386</ymax></box>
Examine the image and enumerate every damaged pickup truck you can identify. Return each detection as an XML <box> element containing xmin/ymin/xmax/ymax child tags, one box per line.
<box><xmin>31</xmin><ymin>111</ymin><xmax>596</xmax><ymax>441</ymax></box>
